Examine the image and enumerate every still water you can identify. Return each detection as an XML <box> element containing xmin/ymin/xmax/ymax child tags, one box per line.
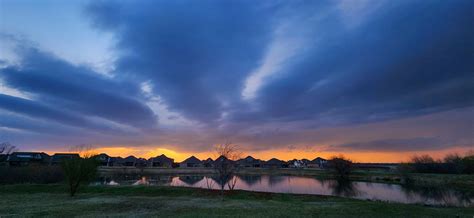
<box><xmin>95</xmin><ymin>174</ymin><xmax>473</xmax><ymax>207</ymax></box>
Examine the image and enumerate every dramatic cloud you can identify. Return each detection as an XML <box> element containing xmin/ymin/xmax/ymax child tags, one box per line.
<box><xmin>0</xmin><ymin>44</ymin><xmax>157</xmax><ymax>129</ymax></box>
<box><xmin>0</xmin><ymin>0</ymin><xmax>473</xmax><ymax>159</ymax></box>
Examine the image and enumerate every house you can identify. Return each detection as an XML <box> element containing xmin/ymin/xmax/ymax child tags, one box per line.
<box><xmin>308</xmin><ymin>157</ymin><xmax>327</xmax><ymax>168</ymax></box>
<box><xmin>288</xmin><ymin>159</ymin><xmax>306</xmax><ymax>168</ymax></box>
<box><xmin>111</xmin><ymin>156</ymin><xmax>138</xmax><ymax>167</ymax></box>
<box><xmin>213</xmin><ymin>155</ymin><xmax>234</xmax><ymax>167</ymax></box>
<box><xmin>136</xmin><ymin>158</ymin><xmax>148</xmax><ymax>167</ymax></box>
<box><xmin>149</xmin><ymin>154</ymin><xmax>174</xmax><ymax>168</ymax></box>
<box><xmin>109</xmin><ymin>157</ymin><xmax>123</xmax><ymax>166</ymax></box>
<box><xmin>180</xmin><ymin>156</ymin><xmax>202</xmax><ymax>168</ymax></box>
<box><xmin>263</xmin><ymin>158</ymin><xmax>287</xmax><ymax>168</ymax></box>
<box><xmin>301</xmin><ymin>158</ymin><xmax>311</xmax><ymax>165</ymax></box>
<box><xmin>50</xmin><ymin>153</ymin><xmax>80</xmax><ymax>165</ymax></box>
<box><xmin>122</xmin><ymin>156</ymin><xmax>138</xmax><ymax>166</ymax></box>
<box><xmin>237</xmin><ymin>156</ymin><xmax>262</xmax><ymax>168</ymax></box>
<box><xmin>202</xmin><ymin>158</ymin><xmax>214</xmax><ymax>168</ymax></box>
<box><xmin>7</xmin><ymin>152</ymin><xmax>51</xmax><ymax>166</ymax></box>
<box><xmin>94</xmin><ymin>153</ymin><xmax>111</xmax><ymax>166</ymax></box>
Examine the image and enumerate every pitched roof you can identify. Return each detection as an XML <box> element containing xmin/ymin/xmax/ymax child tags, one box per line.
<box><xmin>202</xmin><ymin>157</ymin><xmax>213</xmax><ymax>163</ymax></box>
<box><xmin>215</xmin><ymin>155</ymin><xmax>230</xmax><ymax>162</ymax></box>
<box><xmin>181</xmin><ymin>156</ymin><xmax>202</xmax><ymax>164</ymax></box>
<box><xmin>124</xmin><ymin>155</ymin><xmax>138</xmax><ymax>161</ymax></box>
<box><xmin>150</xmin><ymin>154</ymin><xmax>174</xmax><ymax>163</ymax></box>
<box><xmin>94</xmin><ymin>153</ymin><xmax>110</xmax><ymax>161</ymax></box>
<box><xmin>238</xmin><ymin>156</ymin><xmax>261</xmax><ymax>164</ymax></box>
<box><xmin>311</xmin><ymin>157</ymin><xmax>327</xmax><ymax>163</ymax></box>
<box><xmin>265</xmin><ymin>158</ymin><xmax>285</xmax><ymax>165</ymax></box>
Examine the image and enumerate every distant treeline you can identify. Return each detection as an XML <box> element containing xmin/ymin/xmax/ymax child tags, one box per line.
<box><xmin>403</xmin><ymin>152</ymin><xmax>474</xmax><ymax>174</ymax></box>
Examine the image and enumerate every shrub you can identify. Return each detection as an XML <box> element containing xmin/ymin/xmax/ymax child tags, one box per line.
<box><xmin>328</xmin><ymin>155</ymin><xmax>353</xmax><ymax>179</ymax></box>
<box><xmin>62</xmin><ymin>157</ymin><xmax>99</xmax><ymax>196</ymax></box>
<box><xmin>462</xmin><ymin>154</ymin><xmax>474</xmax><ymax>174</ymax></box>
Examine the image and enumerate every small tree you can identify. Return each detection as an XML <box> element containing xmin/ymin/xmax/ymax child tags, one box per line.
<box><xmin>213</xmin><ymin>141</ymin><xmax>241</xmax><ymax>199</ymax></box>
<box><xmin>62</xmin><ymin>145</ymin><xmax>98</xmax><ymax>197</ymax></box>
<box><xmin>62</xmin><ymin>155</ymin><xmax>98</xmax><ymax>197</ymax></box>
<box><xmin>328</xmin><ymin>155</ymin><xmax>353</xmax><ymax>179</ymax></box>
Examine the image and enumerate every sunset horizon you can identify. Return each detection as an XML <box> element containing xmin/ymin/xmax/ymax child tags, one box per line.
<box><xmin>1</xmin><ymin>0</ymin><xmax>474</xmax><ymax>216</ymax></box>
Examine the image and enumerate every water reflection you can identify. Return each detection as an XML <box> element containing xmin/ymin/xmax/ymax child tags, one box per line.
<box><xmin>94</xmin><ymin>174</ymin><xmax>473</xmax><ymax>207</ymax></box>
<box><xmin>178</xmin><ymin>175</ymin><xmax>204</xmax><ymax>186</ymax></box>
<box><xmin>326</xmin><ymin>179</ymin><xmax>359</xmax><ymax>197</ymax></box>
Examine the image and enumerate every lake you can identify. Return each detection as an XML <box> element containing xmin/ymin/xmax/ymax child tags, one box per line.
<box><xmin>94</xmin><ymin>174</ymin><xmax>473</xmax><ymax>207</ymax></box>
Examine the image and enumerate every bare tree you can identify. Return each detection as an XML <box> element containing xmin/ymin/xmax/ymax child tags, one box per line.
<box><xmin>69</xmin><ymin>144</ymin><xmax>96</xmax><ymax>157</ymax></box>
<box><xmin>213</xmin><ymin>141</ymin><xmax>242</xmax><ymax>199</ymax></box>
<box><xmin>0</xmin><ymin>142</ymin><xmax>18</xmax><ymax>154</ymax></box>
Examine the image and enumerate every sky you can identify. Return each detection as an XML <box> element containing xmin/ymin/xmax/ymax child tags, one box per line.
<box><xmin>0</xmin><ymin>0</ymin><xmax>473</xmax><ymax>162</ymax></box>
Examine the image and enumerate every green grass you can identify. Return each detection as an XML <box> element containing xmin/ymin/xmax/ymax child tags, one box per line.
<box><xmin>1</xmin><ymin>184</ymin><xmax>473</xmax><ymax>217</ymax></box>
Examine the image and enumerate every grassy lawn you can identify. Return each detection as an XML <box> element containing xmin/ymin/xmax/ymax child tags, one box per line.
<box><xmin>1</xmin><ymin>184</ymin><xmax>473</xmax><ymax>217</ymax></box>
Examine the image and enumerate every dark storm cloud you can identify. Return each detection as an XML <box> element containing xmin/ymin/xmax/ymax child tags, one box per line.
<box><xmin>86</xmin><ymin>0</ymin><xmax>276</xmax><ymax>122</ymax></box>
<box><xmin>0</xmin><ymin>94</ymin><xmax>116</xmax><ymax>132</ymax></box>
<box><xmin>241</xmin><ymin>0</ymin><xmax>474</xmax><ymax>125</ymax></box>
<box><xmin>86</xmin><ymin>0</ymin><xmax>474</xmax><ymax>129</ymax></box>
<box><xmin>0</xmin><ymin>46</ymin><xmax>157</xmax><ymax>129</ymax></box>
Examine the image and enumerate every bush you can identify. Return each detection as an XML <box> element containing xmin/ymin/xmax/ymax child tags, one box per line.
<box><xmin>328</xmin><ymin>155</ymin><xmax>353</xmax><ymax>179</ymax></box>
<box><xmin>462</xmin><ymin>154</ymin><xmax>474</xmax><ymax>174</ymax></box>
<box><xmin>408</xmin><ymin>152</ymin><xmax>474</xmax><ymax>174</ymax></box>
<box><xmin>62</xmin><ymin>157</ymin><xmax>99</xmax><ymax>196</ymax></box>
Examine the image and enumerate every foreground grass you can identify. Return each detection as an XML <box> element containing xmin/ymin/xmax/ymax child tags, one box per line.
<box><xmin>1</xmin><ymin>185</ymin><xmax>473</xmax><ymax>217</ymax></box>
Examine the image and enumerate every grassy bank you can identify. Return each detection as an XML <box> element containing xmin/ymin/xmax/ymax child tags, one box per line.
<box><xmin>0</xmin><ymin>184</ymin><xmax>473</xmax><ymax>217</ymax></box>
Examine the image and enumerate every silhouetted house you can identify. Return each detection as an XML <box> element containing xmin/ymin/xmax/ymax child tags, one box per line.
<box><xmin>288</xmin><ymin>159</ymin><xmax>306</xmax><ymax>168</ymax></box>
<box><xmin>263</xmin><ymin>158</ymin><xmax>287</xmax><ymax>168</ymax></box>
<box><xmin>214</xmin><ymin>155</ymin><xmax>234</xmax><ymax>167</ymax></box>
<box><xmin>122</xmin><ymin>156</ymin><xmax>138</xmax><ymax>166</ymax></box>
<box><xmin>109</xmin><ymin>157</ymin><xmax>123</xmax><ymax>166</ymax></box>
<box><xmin>7</xmin><ymin>152</ymin><xmax>50</xmax><ymax>166</ymax></box>
<box><xmin>50</xmin><ymin>153</ymin><xmax>80</xmax><ymax>165</ymax></box>
<box><xmin>149</xmin><ymin>154</ymin><xmax>174</xmax><ymax>168</ymax></box>
<box><xmin>94</xmin><ymin>153</ymin><xmax>111</xmax><ymax>166</ymax></box>
<box><xmin>308</xmin><ymin>157</ymin><xmax>327</xmax><ymax>168</ymax></box>
<box><xmin>180</xmin><ymin>156</ymin><xmax>202</xmax><ymax>168</ymax></box>
<box><xmin>111</xmin><ymin>156</ymin><xmax>137</xmax><ymax>167</ymax></box>
<box><xmin>202</xmin><ymin>158</ymin><xmax>214</xmax><ymax>168</ymax></box>
<box><xmin>237</xmin><ymin>156</ymin><xmax>262</xmax><ymax>168</ymax></box>
<box><xmin>301</xmin><ymin>159</ymin><xmax>311</xmax><ymax>165</ymax></box>
<box><xmin>136</xmin><ymin>158</ymin><xmax>148</xmax><ymax>167</ymax></box>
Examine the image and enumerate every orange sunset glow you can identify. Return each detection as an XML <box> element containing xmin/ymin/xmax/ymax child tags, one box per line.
<box><xmin>39</xmin><ymin>145</ymin><xmax>474</xmax><ymax>163</ymax></box>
